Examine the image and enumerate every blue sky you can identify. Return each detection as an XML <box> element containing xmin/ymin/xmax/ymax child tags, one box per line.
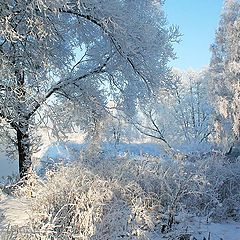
<box><xmin>164</xmin><ymin>0</ymin><xmax>224</xmax><ymax>70</ymax></box>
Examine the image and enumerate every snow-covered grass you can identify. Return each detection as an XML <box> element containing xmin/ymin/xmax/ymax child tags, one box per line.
<box><xmin>0</xmin><ymin>146</ymin><xmax>240</xmax><ymax>239</ymax></box>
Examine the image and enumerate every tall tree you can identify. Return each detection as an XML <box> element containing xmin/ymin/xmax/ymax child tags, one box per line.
<box><xmin>209</xmin><ymin>0</ymin><xmax>240</xmax><ymax>146</ymax></box>
<box><xmin>0</xmin><ymin>0</ymin><xmax>180</xmax><ymax>178</ymax></box>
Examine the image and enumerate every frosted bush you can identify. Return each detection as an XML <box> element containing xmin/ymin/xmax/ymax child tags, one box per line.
<box><xmin>27</xmin><ymin>160</ymin><xmax>163</xmax><ymax>239</ymax></box>
<box><xmin>204</xmin><ymin>157</ymin><xmax>240</xmax><ymax>221</ymax></box>
<box><xmin>2</xmin><ymin>149</ymin><xmax>240</xmax><ymax>239</ymax></box>
<box><xmin>183</xmin><ymin>152</ymin><xmax>240</xmax><ymax>221</ymax></box>
<box><xmin>22</xmin><ymin>154</ymin><xmax>204</xmax><ymax>238</ymax></box>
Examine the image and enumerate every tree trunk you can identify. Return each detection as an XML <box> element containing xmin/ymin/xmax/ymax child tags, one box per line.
<box><xmin>14</xmin><ymin>67</ymin><xmax>32</xmax><ymax>178</ymax></box>
<box><xmin>17</xmin><ymin>124</ymin><xmax>31</xmax><ymax>179</ymax></box>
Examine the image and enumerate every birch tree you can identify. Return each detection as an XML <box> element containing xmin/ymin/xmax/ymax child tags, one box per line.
<box><xmin>209</xmin><ymin>0</ymin><xmax>240</xmax><ymax>146</ymax></box>
<box><xmin>0</xmin><ymin>0</ymin><xmax>180</xmax><ymax>178</ymax></box>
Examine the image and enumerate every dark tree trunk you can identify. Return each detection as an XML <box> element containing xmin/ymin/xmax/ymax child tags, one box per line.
<box><xmin>14</xmin><ymin>66</ymin><xmax>32</xmax><ymax>178</ymax></box>
<box><xmin>17</xmin><ymin>124</ymin><xmax>31</xmax><ymax>179</ymax></box>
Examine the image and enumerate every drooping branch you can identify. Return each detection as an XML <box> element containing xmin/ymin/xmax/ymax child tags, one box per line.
<box><xmin>59</xmin><ymin>8</ymin><xmax>152</xmax><ymax>92</ymax></box>
<box><xmin>128</xmin><ymin>114</ymin><xmax>172</xmax><ymax>149</ymax></box>
<box><xmin>26</xmin><ymin>57</ymin><xmax>110</xmax><ymax>120</ymax></box>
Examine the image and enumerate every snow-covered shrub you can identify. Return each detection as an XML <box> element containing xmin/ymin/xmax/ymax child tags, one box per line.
<box><xmin>0</xmin><ymin>226</ymin><xmax>33</xmax><ymax>240</ymax></box>
<box><xmin>22</xmin><ymin>153</ymin><xmax>216</xmax><ymax>238</ymax></box>
<box><xmin>184</xmin><ymin>152</ymin><xmax>240</xmax><ymax>221</ymax></box>
<box><xmin>205</xmin><ymin>157</ymin><xmax>240</xmax><ymax>221</ymax></box>
<box><xmin>2</xmin><ymin>148</ymin><xmax>240</xmax><ymax>239</ymax></box>
<box><xmin>28</xmin><ymin>159</ymin><xmax>162</xmax><ymax>239</ymax></box>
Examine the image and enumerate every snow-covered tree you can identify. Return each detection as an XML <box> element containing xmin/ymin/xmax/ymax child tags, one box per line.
<box><xmin>170</xmin><ymin>71</ymin><xmax>212</xmax><ymax>146</ymax></box>
<box><xmin>209</xmin><ymin>0</ymin><xmax>240</xmax><ymax>147</ymax></box>
<box><xmin>129</xmin><ymin>70</ymin><xmax>212</xmax><ymax>155</ymax></box>
<box><xmin>0</xmin><ymin>0</ymin><xmax>180</xmax><ymax>178</ymax></box>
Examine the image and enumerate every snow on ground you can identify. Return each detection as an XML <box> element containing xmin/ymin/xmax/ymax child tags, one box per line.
<box><xmin>0</xmin><ymin>192</ymin><xmax>239</xmax><ymax>240</ymax></box>
<box><xmin>170</xmin><ymin>215</ymin><xmax>240</xmax><ymax>240</ymax></box>
<box><xmin>36</xmin><ymin>141</ymin><xmax>167</xmax><ymax>175</ymax></box>
<box><xmin>0</xmin><ymin>194</ymin><xmax>31</xmax><ymax>228</ymax></box>
<box><xmin>207</xmin><ymin>222</ymin><xmax>240</xmax><ymax>240</ymax></box>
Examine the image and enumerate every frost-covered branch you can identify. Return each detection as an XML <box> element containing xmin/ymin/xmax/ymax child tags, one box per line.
<box><xmin>26</xmin><ymin>57</ymin><xmax>110</xmax><ymax>120</ymax></box>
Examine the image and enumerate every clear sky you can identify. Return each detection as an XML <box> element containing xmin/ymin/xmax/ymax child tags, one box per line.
<box><xmin>164</xmin><ymin>0</ymin><xmax>224</xmax><ymax>70</ymax></box>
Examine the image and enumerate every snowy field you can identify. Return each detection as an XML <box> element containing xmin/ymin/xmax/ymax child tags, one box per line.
<box><xmin>0</xmin><ymin>140</ymin><xmax>240</xmax><ymax>239</ymax></box>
